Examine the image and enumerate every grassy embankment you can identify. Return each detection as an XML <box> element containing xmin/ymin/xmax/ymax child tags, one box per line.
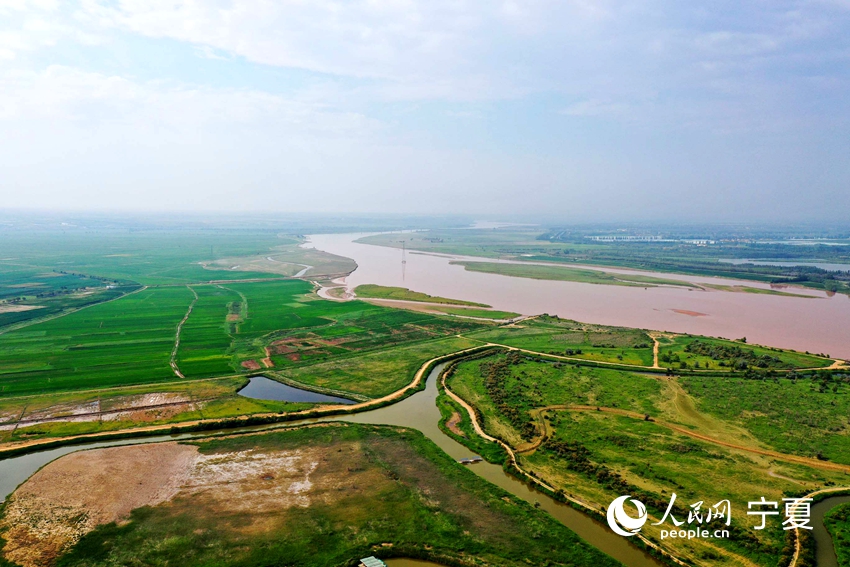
<box><xmin>354</xmin><ymin>284</ymin><xmax>520</xmax><ymax>320</ymax></box>
<box><xmin>353</xmin><ymin>284</ymin><xmax>488</xmax><ymax>306</ymax></box>
<box><xmin>825</xmin><ymin>503</ymin><xmax>850</xmax><ymax>566</ymax></box>
<box><xmin>442</xmin><ymin>346</ymin><xmax>850</xmax><ymax>567</ymax></box>
<box><xmin>0</xmin><ymin>424</ymin><xmax>622</xmax><ymax>567</ymax></box>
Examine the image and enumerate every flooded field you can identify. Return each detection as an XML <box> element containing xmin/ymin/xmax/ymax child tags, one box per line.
<box><xmin>306</xmin><ymin>233</ymin><xmax>850</xmax><ymax>359</ymax></box>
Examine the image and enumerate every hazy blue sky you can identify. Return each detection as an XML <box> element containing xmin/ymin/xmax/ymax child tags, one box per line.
<box><xmin>1</xmin><ymin>1</ymin><xmax>848</xmax><ymax>220</ymax></box>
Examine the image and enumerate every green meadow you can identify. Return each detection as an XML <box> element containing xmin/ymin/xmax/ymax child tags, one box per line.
<box><xmin>443</xmin><ymin>350</ymin><xmax>850</xmax><ymax>567</ymax></box>
<box><xmin>467</xmin><ymin>316</ymin><xmax>656</xmax><ymax>366</ymax></box>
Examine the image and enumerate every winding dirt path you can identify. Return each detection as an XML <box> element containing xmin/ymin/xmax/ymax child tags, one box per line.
<box><xmin>170</xmin><ymin>286</ymin><xmax>199</xmax><ymax>379</ymax></box>
<box><xmin>440</xmin><ymin>366</ymin><xmax>690</xmax><ymax>567</ymax></box>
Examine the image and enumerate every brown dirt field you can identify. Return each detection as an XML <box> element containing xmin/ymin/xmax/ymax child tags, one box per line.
<box><xmin>241</xmin><ymin>360</ymin><xmax>261</xmax><ymax>371</ymax></box>
<box><xmin>1</xmin><ymin>443</ymin><xmax>198</xmax><ymax>567</ymax></box>
<box><xmin>226</xmin><ymin>314</ymin><xmax>240</xmax><ymax>322</ymax></box>
<box><xmin>672</xmin><ymin>309</ymin><xmax>708</xmax><ymax>317</ymax></box>
<box><xmin>1</xmin><ymin>436</ymin><xmax>390</xmax><ymax>566</ymax></box>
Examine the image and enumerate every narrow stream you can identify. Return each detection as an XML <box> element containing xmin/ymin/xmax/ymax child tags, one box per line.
<box><xmin>1</xmin><ymin>367</ymin><xmax>846</xmax><ymax>566</ymax></box>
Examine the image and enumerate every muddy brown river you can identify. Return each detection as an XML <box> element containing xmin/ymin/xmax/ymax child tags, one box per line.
<box><xmin>305</xmin><ymin>233</ymin><xmax>850</xmax><ymax>359</ymax></box>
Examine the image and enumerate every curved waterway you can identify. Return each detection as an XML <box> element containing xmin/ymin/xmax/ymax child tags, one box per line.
<box><xmin>0</xmin><ymin>364</ymin><xmax>664</xmax><ymax>567</ymax></box>
<box><xmin>305</xmin><ymin>233</ymin><xmax>850</xmax><ymax>359</ymax></box>
<box><xmin>812</xmin><ymin>495</ymin><xmax>850</xmax><ymax>567</ymax></box>
<box><xmin>1</xmin><ymin>365</ymin><xmax>846</xmax><ymax>566</ymax></box>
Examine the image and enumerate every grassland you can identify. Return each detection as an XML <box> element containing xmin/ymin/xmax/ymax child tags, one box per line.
<box><xmin>657</xmin><ymin>334</ymin><xmax>832</xmax><ymax>371</ymax></box>
<box><xmin>467</xmin><ymin>316</ymin><xmax>656</xmax><ymax>366</ymax></box>
<box><xmin>354</xmin><ymin>284</ymin><xmax>489</xmax><ymax>306</ymax></box>
<box><xmin>277</xmin><ymin>336</ymin><xmax>478</xmax><ymax>399</ymax></box>
<box><xmin>1</xmin><ymin>424</ymin><xmax>621</xmax><ymax>567</ymax></box>
<box><xmin>443</xmin><ymin>350</ymin><xmax>850</xmax><ymax>567</ymax></box>
<box><xmin>680</xmin><ymin>375</ymin><xmax>850</xmax><ymax>463</ymax></box>
<box><xmin>825</xmin><ymin>503</ymin><xmax>850</xmax><ymax>566</ymax></box>
<box><xmin>202</xmin><ymin>240</ymin><xmax>357</xmax><ymax>280</ymax></box>
<box><xmin>451</xmin><ymin>261</ymin><xmax>699</xmax><ymax>288</ymax></box>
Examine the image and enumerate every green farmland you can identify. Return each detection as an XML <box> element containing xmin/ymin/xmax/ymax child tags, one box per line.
<box><xmin>0</xmin><ymin>279</ymin><xmax>487</xmax><ymax>397</ymax></box>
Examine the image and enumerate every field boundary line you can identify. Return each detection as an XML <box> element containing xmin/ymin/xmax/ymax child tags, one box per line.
<box><xmin>170</xmin><ymin>286</ymin><xmax>199</xmax><ymax>379</ymax></box>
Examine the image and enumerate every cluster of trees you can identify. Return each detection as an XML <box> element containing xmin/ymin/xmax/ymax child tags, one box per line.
<box><xmin>679</xmin><ymin>340</ymin><xmax>787</xmax><ymax>369</ymax></box>
<box><xmin>479</xmin><ymin>352</ymin><xmax>538</xmax><ymax>440</ymax></box>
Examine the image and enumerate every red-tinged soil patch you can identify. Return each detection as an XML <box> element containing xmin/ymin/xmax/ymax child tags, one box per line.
<box><xmin>672</xmin><ymin>309</ymin><xmax>708</xmax><ymax>317</ymax></box>
<box><xmin>226</xmin><ymin>314</ymin><xmax>240</xmax><ymax>322</ymax></box>
<box><xmin>446</xmin><ymin>412</ymin><xmax>464</xmax><ymax>437</ymax></box>
<box><xmin>241</xmin><ymin>360</ymin><xmax>261</xmax><ymax>371</ymax></box>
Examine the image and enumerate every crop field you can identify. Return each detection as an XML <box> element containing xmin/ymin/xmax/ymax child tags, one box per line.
<box><xmin>0</xmin><ymin>286</ymin><xmax>194</xmax><ymax>396</ymax></box>
<box><xmin>825</xmin><ymin>503</ymin><xmax>850</xmax><ymax>566</ymax></box>
<box><xmin>0</xmin><ymin>277</ymin><xmax>487</xmax><ymax>397</ymax></box>
<box><xmin>657</xmin><ymin>335</ymin><xmax>833</xmax><ymax>370</ymax></box>
<box><xmin>0</xmin><ymin>424</ymin><xmax>619</xmax><ymax>567</ymax></box>
<box><xmin>353</xmin><ymin>284</ymin><xmax>489</xmax><ymax>306</ymax></box>
<box><xmin>444</xmin><ymin>350</ymin><xmax>850</xmax><ymax>567</ymax></box>
<box><xmin>466</xmin><ymin>316</ymin><xmax>656</xmax><ymax>366</ymax></box>
<box><xmin>451</xmin><ymin>260</ymin><xmax>699</xmax><ymax>288</ymax></box>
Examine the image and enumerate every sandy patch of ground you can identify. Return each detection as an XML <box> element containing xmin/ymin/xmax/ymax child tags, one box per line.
<box><xmin>15</xmin><ymin>394</ymin><xmax>198</xmax><ymax>428</ymax></box>
<box><xmin>226</xmin><ymin>313</ymin><xmax>240</xmax><ymax>322</ymax></box>
<box><xmin>22</xmin><ymin>401</ymin><xmax>100</xmax><ymax>422</ymax></box>
<box><xmin>1</xmin><ymin>443</ymin><xmax>199</xmax><ymax>567</ymax></box>
<box><xmin>0</xmin><ymin>304</ymin><xmax>44</xmax><ymax>314</ymax></box>
<box><xmin>671</xmin><ymin>309</ymin><xmax>708</xmax><ymax>317</ymax></box>
<box><xmin>241</xmin><ymin>360</ymin><xmax>261</xmax><ymax>371</ymax></box>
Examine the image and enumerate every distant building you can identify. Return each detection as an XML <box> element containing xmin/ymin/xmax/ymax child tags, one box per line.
<box><xmin>359</xmin><ymin>557</ymin><xmax>387</xmax><ymax>567</ymax></box>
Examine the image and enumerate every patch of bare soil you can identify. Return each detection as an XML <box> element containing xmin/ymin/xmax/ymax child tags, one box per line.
<box><xmin>0</xmin><ymin>304</ymin><xmax>44</xmax><ymax>314</ymax></box>
<box><xmin>21</xmin><ymin>401</ymin><xmax>100</xmax><ymax>423</ymax></box>
<box><xmin>1</xmin><ymin>437</ymin><xmax>381</xmax><ymax>566</ymax></box>
<box><xmin>226</xmin><ymin>314</ymin><xmax>240</xmax><ymax>322</ymax></box>
<box><xmin>672</xmin><ymin>309</ymin><xmax>708</xmax><ymax>317</ymax></box>
<box><xmin>241</xmin><ymin>360</ymin><xmax>261</xmax><ymax>371</ymax></box>
<box><xmin>446</xmin><ymin>412</ymin><xmax>464</xmax><ymax>437</ymax></box>
<box><xmin>1</xmin><ymin>443</ymin><xmax>199</xmax><ymax>567</ymax></box>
